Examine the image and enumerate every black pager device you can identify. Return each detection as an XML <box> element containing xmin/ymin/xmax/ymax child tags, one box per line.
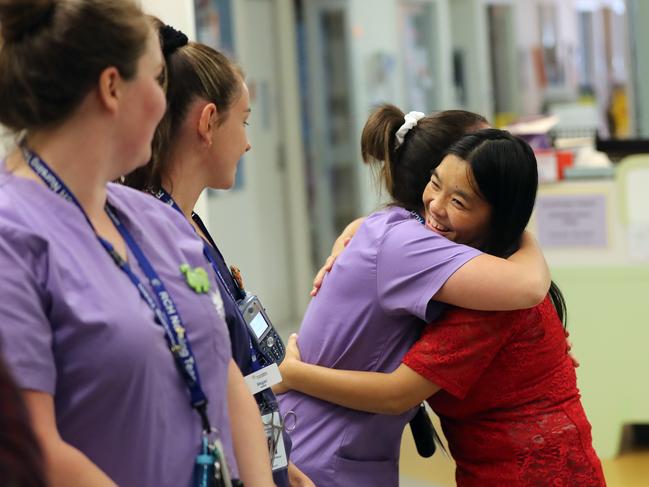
<box><xmin>238</xmin><ymin>294</ymin><xmax>285</xmax><ymax>366</ymax></box>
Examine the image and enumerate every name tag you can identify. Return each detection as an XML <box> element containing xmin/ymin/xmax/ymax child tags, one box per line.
<box><xmin>244</xmin><ymin>363</ymin><xmax>282</xmax><ymax>395</ymax></box>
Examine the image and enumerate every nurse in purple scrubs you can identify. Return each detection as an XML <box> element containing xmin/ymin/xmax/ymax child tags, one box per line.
<box><xmin>0</xmin><ymin>1</ymin><xmax>273</xmax><ymax>486</ymax></box>
<box><xmin>277</xmin><ymin>105</ymin><xmax>551</xmax><ymax>486</ymax></box>
<box><xmin>124</xmin><ymin>22</ymin><xmax>314</xmax><ymax>487</ymax></box>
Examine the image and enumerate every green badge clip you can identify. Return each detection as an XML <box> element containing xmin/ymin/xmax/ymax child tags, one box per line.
<box><xmin>180</xmin><ymin>264</ymin><xmax>210</xmax><ymax>294</ymax></box>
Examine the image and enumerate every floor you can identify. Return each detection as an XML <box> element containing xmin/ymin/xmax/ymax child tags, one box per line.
<box><xmin>399</xmin><ymin>417</ymin><xmax>649</xmax><ymax>487</ymax></box>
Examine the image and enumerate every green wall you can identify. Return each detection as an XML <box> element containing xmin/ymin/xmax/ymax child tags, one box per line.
<box><xmin>553</xmin><ymin>265</ymin><xmax>649</xmax><ymax>459</ymax></box>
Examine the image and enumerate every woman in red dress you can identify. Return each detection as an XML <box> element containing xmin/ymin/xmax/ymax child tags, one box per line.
<box><xmin>278</xmin><ymin>129</ymin><xmax>606</xmax><ymax>486</ymax></box>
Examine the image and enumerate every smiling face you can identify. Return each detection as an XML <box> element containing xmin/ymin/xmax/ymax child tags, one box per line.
<box><xmin>421</xmin><ymin>154</ymin><xmax>492</xmax><ymax>248</ymax></box>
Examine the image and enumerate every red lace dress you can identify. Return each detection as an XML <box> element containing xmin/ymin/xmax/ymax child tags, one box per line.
<box><xmin>403</xmin><ymin>296</ymin><xmax>606</xmax><ymax>486</ymax></box>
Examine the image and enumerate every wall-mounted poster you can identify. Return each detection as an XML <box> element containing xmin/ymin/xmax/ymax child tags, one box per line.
<box><xmin>536</xmin><ymin>193</ymin><xmax>608</xmax><ymax>248</ymax></box>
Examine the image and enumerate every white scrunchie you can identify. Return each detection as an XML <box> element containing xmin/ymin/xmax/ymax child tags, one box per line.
<box><xmin>395</xmin><ymin>111</ymin><xmax>425</xmax><ymax>149</ymax></box>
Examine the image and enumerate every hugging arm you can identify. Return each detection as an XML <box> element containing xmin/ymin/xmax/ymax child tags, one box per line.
<box><xmin>311</xmin><ymin>217</ymin><xmax>364</xmax><ymax>295</ymax></box>
<box><xmin>316</xmin><ymin>217</ymin><xmax>549</xmax><ymax>310</ymax></box>
<box><xmin>434</xmin><ymin>231</ymin><xmax>550</xmax><ymax>310</ymax></box>
<box><xmin>282</xmin><ymin>361</ymin><xmax>436</xmax><ymax>415</ymax></box>
<box><xmin>277</xmin><ymin>335</ymin><xmax>438</xmax><ymax>415</ymax></box>
<box><xmin>278</xmin><ymin>309</ymin><xmax>514</xmax><ymax>416</ymax></box>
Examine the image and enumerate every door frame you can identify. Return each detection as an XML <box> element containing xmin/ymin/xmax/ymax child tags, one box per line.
<box><xmin>231</xmin><ymin>0</ymin><xmax>313</xmax><ymax>321</ymax></box>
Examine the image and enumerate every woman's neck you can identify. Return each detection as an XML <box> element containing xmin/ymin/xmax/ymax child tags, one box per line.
<box><xmin>163</xmin><ymin>149</ymin><xmax>207</xmax><ymax>221</ymax></box>
<box><xmin>14</xmin><ymin>124</ymin><xmax>114</xmax><ymax>220</ymax></box>
<box><xmin>162</xmin><ymin>175</ymin><xmax>209</xmax><ymax>243</ymax></box>
<box><xmin>162</xmin><ymin>182</ymin><xmax>203</xmax><ymax>222</ymax></box>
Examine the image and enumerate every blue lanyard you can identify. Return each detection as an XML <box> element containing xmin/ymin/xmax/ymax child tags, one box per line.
<box><xmin>154</xmin><ymin>189</ymin><xmax>264</xmax><ymax>372</ymax></box>
<box><xmin>23</xmin><ymin>147</ymin><xmax>213</xmax><ymax>430</ymax></box>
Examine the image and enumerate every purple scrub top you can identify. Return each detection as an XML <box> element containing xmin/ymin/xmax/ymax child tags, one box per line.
<box><xmin>0</xmin><ymin>168</ymin><xmax>237</xmax><ymax>487</ymax></box>
<box><xmin>278</xmin><ymin>206</ymin><xmax>481</xmax><ymax>486</ymax></box>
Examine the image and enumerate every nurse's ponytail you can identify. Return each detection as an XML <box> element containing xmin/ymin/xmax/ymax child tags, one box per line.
<box><xmin>360</xmin><ymin>104</ymin><xmax>488</xmax><ymax>212</ymax></box>
<box><xmin>361</xmin><ymin>104</ymin><xmax>406</xmax><ymax>198</ymax></box>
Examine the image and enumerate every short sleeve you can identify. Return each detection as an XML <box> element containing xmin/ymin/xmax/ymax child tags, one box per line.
<box><xmin>0</xmin><ymin>229</ymin><xmax>55</xmax><ymax>394</ymax></box>
<box><xmin>402</xmin><ymin>308</ymin><xmax>519</xmax><ymax>399</ymax></box>
<box><xmin>376</xmin><ymin>223</ymin><xmax>480</xmax><ymax>321</ymax></box>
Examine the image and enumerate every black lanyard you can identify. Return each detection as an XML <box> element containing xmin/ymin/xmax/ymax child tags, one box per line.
<box><xmin>23</xmin><ymin>147</ymin><xmax>213</xmax><ymax>431</ymax></box>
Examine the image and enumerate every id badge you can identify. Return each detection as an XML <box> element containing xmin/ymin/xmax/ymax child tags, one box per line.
<box><xmin>244</xmin><ymin>363</ymin><xmax>282</xmax><ymax>395</ymax></box>
<box><xmin>262</xmin><ymin>411</ymin><xmax>288</xmax><ymax>471</ymax></box>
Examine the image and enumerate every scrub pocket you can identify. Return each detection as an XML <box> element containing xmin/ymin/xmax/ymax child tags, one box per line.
<box><xmin>333</xmin><ymin>454</ymin><xmax>399</xmax><ymax>487</ymax></box>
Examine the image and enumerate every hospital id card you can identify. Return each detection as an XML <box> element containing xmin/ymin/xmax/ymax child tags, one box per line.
<box><xmin>244</xmin><ymin>363</ymin><xmax>282</xmax><ymax>395</ymax></box>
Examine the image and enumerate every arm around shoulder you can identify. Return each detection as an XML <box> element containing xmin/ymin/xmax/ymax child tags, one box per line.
<box><xmin>311</xmin><ymin>217</ymin><xmax>365</xmax><ymax>295</ymax></box>
<box><xmin>434</xmin><ymin>231</ymin><xmax>550</xmax><ymax>311</ymax></box>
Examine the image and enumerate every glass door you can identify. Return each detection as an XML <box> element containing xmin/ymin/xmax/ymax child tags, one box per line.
<box><xmin>486</xmin><ymin>3</ymin><xmax>519</xmax><ymax>127</ymax></box>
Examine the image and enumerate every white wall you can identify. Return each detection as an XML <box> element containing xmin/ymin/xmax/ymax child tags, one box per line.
<box><xmin>139</xmin><ymin>0</ymin><xmax>196</xmax><ymax>38</ymax></box>
<box><xmin>275</xmin><ymin>0</ymin><xmax>313</xmax><ymax>317</ymax></box>
<box><xmin>215</xmin><ymin>0</ymin><xmax>312</xmax><ymax>324</ymax></box>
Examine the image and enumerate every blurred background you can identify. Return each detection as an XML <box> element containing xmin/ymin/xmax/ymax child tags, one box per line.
<box><xmin>2</xmin><ymin>0</ymin><xmax>648</xmax><ymax>484</ymax></box>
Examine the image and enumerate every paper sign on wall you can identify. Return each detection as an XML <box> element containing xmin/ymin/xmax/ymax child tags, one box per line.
<box><xmin>536</xmin><ymin>194</ymin><xmax>608</xmax><ymax>248</ymax></box>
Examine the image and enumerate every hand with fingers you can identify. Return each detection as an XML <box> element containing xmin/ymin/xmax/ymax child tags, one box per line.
<box><xmin>311</xmin><ymin>217</ymin><xmax>365</xmax><ymax>296</ymax></box>
<box><xmin>310</xmin><ymin>237</ymin><xmax>351</xmax><ymax>296</ymax></box>
<box><xmin>565</xmin><ymin>330</ymin><xmax>579</xmax><ymax>368</ymax></box>
<box><xmin>287</xmin><ymin>462</ymin><xmax>316</xmax><ymax>487</ymax></box>
<box><xmin>273</xmin><ymin>334</ymin><xmax>302</xmax><ymax>395</ymax></box>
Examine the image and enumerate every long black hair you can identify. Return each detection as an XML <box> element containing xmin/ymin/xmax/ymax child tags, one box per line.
<box><xmin>446</xmin><ymin>129</ymin><xmax>567</xmax><ymax>326</ymax></box>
